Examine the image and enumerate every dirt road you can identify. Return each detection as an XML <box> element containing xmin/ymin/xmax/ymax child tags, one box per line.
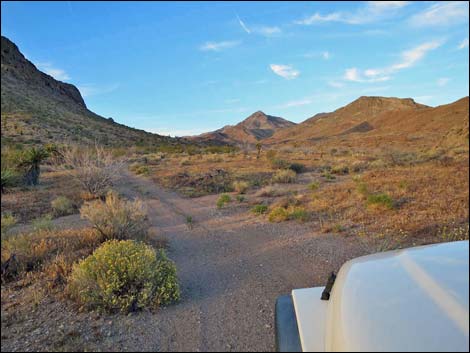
<box><xmin>111</xmin><ymin>172</ymin><xmax>367</xmax><ymax>351</ymax></box>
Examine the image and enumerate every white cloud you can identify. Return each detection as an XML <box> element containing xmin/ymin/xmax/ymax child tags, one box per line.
<box><xmin>237</xmin><ymin>14</ymin><xmax>251</xmax><ymax>34</ymax></box>
<box><xmin>437</xmin><ymin>77</ymin><xmax>450</xmax><ymax>87</ymax></box>
<box><xmin>37</xmin><ymin>62</ymin><xmax>70</xmax><ymax>81</ymax></box>
<box><xmin>199</xmin><ymin>40</ymin><xmax>241</xmax><ymax>51</ymax></box>
<box><xmin>77</xmin><ymin>83</ymin><xmax>120</xmax><ymax>97</ymax></box>
<box><xmin>344</xmin><ymin>40</ymin><xmax>442</xmax><ymax>83</ymax></box>
<box><xmin>253</xmin><ymin>26</ymin><xmax>281</xmax><ymax>37</ymax></box>
<box><xmin>269</xmin><ymin>64</ymin><xmax>300</xmax><ymax>80</ymax></box>
<box><xmin>458</xmin><ymin>38</ymin><xmax>469</xmax><ymax>50</ymax></box>
<box><xmin>236</xmin><ymin>16</ymin><xmax>281</xmax><ymax>37</ymax></box>
<box><xmin>303</xmin><ymin>51</ymin><xmax>331</xmax><ymax>60</ymax></box>
<box><xmin>410</xmin><ymin>1</ymin><xmax>469</xmax><ymax>27</ymax></box>
<box><xmin>295</xmin><ymin>1</ymin><xmax>409</xmax><ymax>25</ymax></box>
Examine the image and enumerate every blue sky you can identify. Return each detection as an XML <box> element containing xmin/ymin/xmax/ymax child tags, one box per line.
<box><xmin>1</xmin><ymin>1</ymin><xmax>469</xmax><ymax>136</ymax></box>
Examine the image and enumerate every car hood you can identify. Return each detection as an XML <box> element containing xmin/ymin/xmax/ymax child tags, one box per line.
<box><xmin>325</xmin><ymin>240</ymin><xmax>469</xmax><ymax>352</ymax></box>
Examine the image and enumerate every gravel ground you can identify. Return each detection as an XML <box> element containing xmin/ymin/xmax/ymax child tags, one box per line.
<box><xmin>1</xmin><ymin>172</ymin><xmax>369</xmax><ymax>352</ymax></box>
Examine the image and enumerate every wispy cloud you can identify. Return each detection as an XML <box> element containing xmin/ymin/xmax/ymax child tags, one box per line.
<box><xmin>458</xmin><ymin>38</ymin><xmax>469</xmax><ymax>50</ymax></box>
<box><xmin>147</xmin><ymin>127</ymin><xmax>211</xmax><ymax>137</ymax></box>
<box><xmin>237</xmin><ymin>14</ymin><xmax>251</xmax><ymax>34</ymax></box>
<box><xmin>236</xmin><ymin>15</ymin><xmax>281</xmax><ymax>37</ymax></box>
<box><xmin>37</xmin><ymin>62</ymin><xmax>70</xmax><ymax>81</ymax></box>
<box><xmin>409</xmin><ymin>1</ymin><xmax>469</xmax><ymax>27</ymax></box>
<box><xmin>199</xmin><ymin>40</ymin><xmax>241</xmax><ymax>51</ymax></box>
<box><xmin>344</xmin><ymin>40</ymin><xmax>443</xmax><ymax>83</ymax></box>
<box><xmin>294</xmin><ymin>1</ymin><xmax>409</xmax><ymax>25</ymax></box>
<box><xmin>303</xmin><ymin>51</ymin><xmax>331</xmax><ymax>60</ymax></box>
<box><xmin>437</xmin><ymin>77</ymin><xmax>450</xmax><ymax>87</ymax></box>
<box><xmin>270</xmin><ymin>64</ymin><xmax>300</xmax><ymax>80</ymax></box>
<box><xmin>77</xmin><ymin>83</ymin><xmax>120</xmax><ymax>97</ymax></box>
<box><xmin>224</xmin><ymin>98</ymin><xmax>240</xmax><ymax>104</ymax></box>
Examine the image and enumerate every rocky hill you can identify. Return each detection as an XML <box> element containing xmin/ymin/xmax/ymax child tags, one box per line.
<box><xmin>190</xmin><ymin>111</ymin><xmax>295</xmax><ymax>146</ymax></box>
<box><xmin>1</xmin><ymin>36</ymin><xmax>177</xmax><ymax>147</ymax></box>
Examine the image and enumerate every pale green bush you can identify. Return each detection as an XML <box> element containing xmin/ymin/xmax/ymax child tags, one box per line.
<box><xmin>67</xmin><ymin>240</ymin><xmax>180</xmax><ymax>312</ymax></box>
<box><xmin>51</xmin><ymin>196</ymin><xmax>74</xmax><ymax>217</ymax></box>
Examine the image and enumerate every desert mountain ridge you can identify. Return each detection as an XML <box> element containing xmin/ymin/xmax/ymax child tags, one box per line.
<box><xmin>1</xmin><ymin>35</ymin><xmax>180</xmax><ymax>147</ymax></box>
<box><xmin>188</xmin><ymin>110</ymin><xmax>296</xmax><ymax>145</ymax></box>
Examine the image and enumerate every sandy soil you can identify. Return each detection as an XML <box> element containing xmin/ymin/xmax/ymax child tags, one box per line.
<box><xmin>2</xmin><ymin>171</ymin><xmax>370</xmax><ymax>352</ymax></box>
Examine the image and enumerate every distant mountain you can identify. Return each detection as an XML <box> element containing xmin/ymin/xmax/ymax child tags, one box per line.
<box><xmin>266</xmin><ymin>96</ymin><xmax>469</xmax><ymax>152</ymax></box>
<box><xmin>189</xmin><ymin>111</ymin><xmax>296</xmax><ymax>146</ymax></box>
<box><xmin>1</xmin><ymin>36</ymin><xmax>177</xmax><ymax>147</ymax></box>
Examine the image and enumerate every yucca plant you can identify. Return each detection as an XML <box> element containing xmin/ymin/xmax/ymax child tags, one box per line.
<box><xmin>18</xmin><ymin>147</ymin><xmax>49</xmax><ymax>186</ymax></box>
<box><xmin>1</xmin><ymin>169</ymin><xmax>18</xmax><ymax>193</ymax></box>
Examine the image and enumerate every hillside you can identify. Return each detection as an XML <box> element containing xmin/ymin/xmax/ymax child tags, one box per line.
<box><xmin>1</xmin><ymin>36</ymin><xmax>176</xmax><ymax>147</ymax></box>
<box><xmin>189</xmin><ymin>111</ymin><xmax>295</xmax><ymax>146</ymax></box>
<box><xmin>267</xmin><ymin>96</ymin><xmax>469</xmax><ymax>152</ymax></box>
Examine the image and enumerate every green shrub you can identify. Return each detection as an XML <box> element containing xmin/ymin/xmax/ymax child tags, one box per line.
<box><xmin>289</xmin><ymin>207</ymin><xmax>309</xmax><ymax>222</ymax></box>
<box><xmin>270</xmin><ymin>158</ymin><xmax>290</xmax><ymax>170</ymax></box>
<box><xmin>51</xmin><ymin>196</ymin><xmax>74</xmax><ymax>217</ymax></box>
<box><xmin>67</xmin><ymin>240</ymin><xmax>180</xmax><ymax>312</ymax></box>
<box><xmin>331</xmin><ymin>165</ymin><xmax>349</xmax><ymax>175</ymax></box>
<box><xmin>289</xmin><ymin>163</ymin><xmax>306</xmax><ymax>174</ymax></box>
<box><xmin>216</xmin><ymin>194</ymin><xmax>232</xmax><ymax>209</ymax></box>
<box><xmin>356</xmin><ymin>182</ymin><xmax>369</xmax><ymax>197</ymax></box>
<box><xmin>308</xmin><ymin>181</ymin><xmax>320</xmax><ymax>191</ymax></box>
<box><xmin>1</xmin><ymin>168</ymin><xmax>20</xmax><ymax>193</ymax></box>
<box><xmin>321</xmin><ymin>171</ymin><xmax>336</xmax><ymax>181</ymax></box>
<box><xmin>32</xmin><ymin>214</ymin><xmax>54</xmax><ymax>232</ymax></box>
<box><xmin>251</xmin><ymin>204</ymin><xmax>268</xmax><ymax>215</ymax></box>
<box><xmin>367</xmin><ymin>193</ymin><xmax>394</xmax><ymax>210</ymax></box>
<box><xmin>233</xmin><ymin>180</ymin><xmax>249</xmax><ymax>194</ymax></box>
<box><xmin>80</xmin><ymin>191</ymin><xmax>148</xmax><ymax>241</ymax></box>
<box><xmin>272</xmin><ymin>169</ymin><xmax>296</xmax><ymax>184</ymax></box>
<box><xmin>236</xmin><ymin>195</ymin><xmax>245</xmax><ymax>203</ymax></box>
<box><xmin>268</xmin><ymin>207</ymin><xmax>289</xmax><ymax>222</ymax></box>
<box><xmin>1</xmin><ymin>213</ymin><xmax>17</xmax><ymax>236</ymax></box>
<box><xmin>134</xmin><ymin>165</ymin><xmax>150</xmax><ymax>175</ymax></box>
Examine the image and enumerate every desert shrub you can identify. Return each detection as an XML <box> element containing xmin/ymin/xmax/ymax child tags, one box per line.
<box><xmin>1</xmin><ymin>213</ymin><xmax>17</xmax><ymax>236</ymax></box>
<box><xmin>321</xmin><ymin>170</ymin><xmax>336</xmax><ymax>181</ymax></box>
<box><xmin>270</xmin><ymin>158</ymin><xmax>290</xmax><ymax>170</ymax></box>
<box><xmin>438</xmin><ymin>224</ymin><xmax>469</xmax><ymax>242</ymax></box>
<box><xmin>236</xmin><ymin>195</ymin><xmax>245</xmax><ymax>202</ymax></box>
<box><xmin>216</xmin><ymin>194</ymin><xmax>232</xmax><ymax>209</ymax></box>
<box><xmin>1</xmin><ymin>168</ymin><xmax>20</xmax><ymax>193</ymax></box>
<box><xmin>289</xmin><ymin>163</ymin><xmax>306</xmax><ymax>174</ymax></box>
<box><xmin>233</xmin><ymin>180</ymin><xmax>249</xmax><ymax>194</ymax></box>
<box><xmin>289</xmin><ymin>207</ymin><xmax>309</xmax><ymax>222</ymax></box>
<box><xmin>268</xmin><ymin>207</ymin><xmax>289</xmax><ymax>223</ymax></box>
<box><xmin>251</xmin><ymin>204</ymin><xmax>268</xmax><ymax>215</ymax></box>
<box><xmin>32</xmin><ymin>214</ymin><xmax>54</xmax><ymax>232</ymax></box>
<box><xmin>356</xmin><ymin>182</ymin><xmax>369</xmax><ymax>197</ymax></box>
<box><xmin>367</xmin><ymin>193</ymin><xmax>394</xmax><ymax>210</ymax></box>
<box><xmin>272</xmin><ymin>169</ymin><xmax>296</xmax><ymax>184</ymax></box>
<box><xmin>1</xmin><ymin>228</ymin><xmax>102</xmax><ymax>282</ymax></box>
<box><xmin>60</xmin><ymin>145</ymin><xmax>124</xmax><ymax>198</ymax></box>
<box><xmin>331</xmin><ymin>165</ymin><xmax>349</xmax><ymax>175</ymax></box>
<box><xmin>80</xmin><ymin>191</ymin><xmax>148</xmax><ymax>241</ymax></box>
<box><xmin>67</xmin><ymin>240</ymin><xmax>180</xmax><ymax>312</ymax></box>
<box><xmin>255</xmin><ymin>185</ymin><xmax>291</xmax><ymax>197</ymax></box>
<box><xmin>51</xmin><ymin>196</ymin><xmax>74</xmax><ymax>217</ymax></box>
<box><xmin>309</xmin><ymin>181</ymin><xmax>320</xmax><ymax>191</ymax></box>
<box><xmin>130</xmin><ymin>164</ymin><xmax>150</xmax><ymax>175</ymax></box>
<box><xmin>266</xmin><ymin>150</ymin><xmax>277</xmax><ymax>161</ymax></box>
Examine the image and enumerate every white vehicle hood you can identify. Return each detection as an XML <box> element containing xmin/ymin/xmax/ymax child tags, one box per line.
<box><xmin>325</xmin><ymin>240</ymin><xmax>469</xmax><ymax>352</ymax></box>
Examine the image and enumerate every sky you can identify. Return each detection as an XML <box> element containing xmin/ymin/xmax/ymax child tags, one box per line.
<box><xmin>1</xmin><ymin>1</ymin><xmax>469</xmax><ymax>136</ymax></box>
